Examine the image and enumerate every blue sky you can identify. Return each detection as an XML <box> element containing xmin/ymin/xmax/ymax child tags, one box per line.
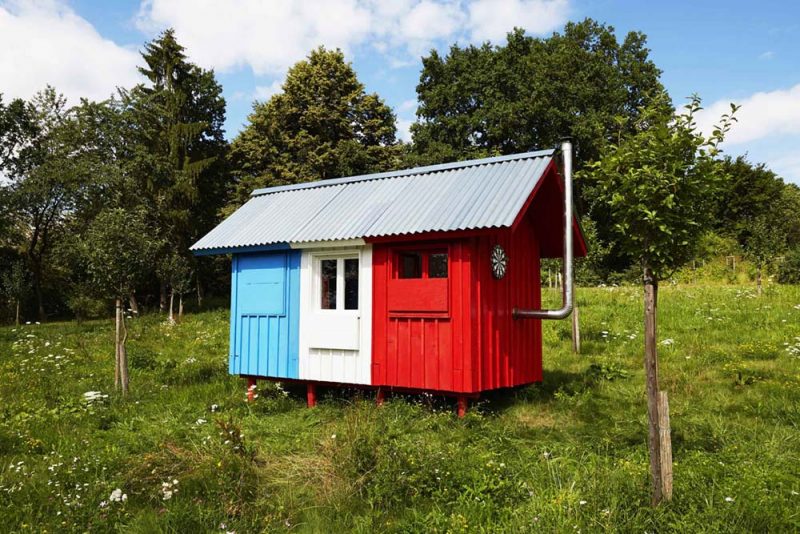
<box><xmin>2</xmin><ymin>0</ymin><xmax>799</xmax><ymax>183</ymax></box>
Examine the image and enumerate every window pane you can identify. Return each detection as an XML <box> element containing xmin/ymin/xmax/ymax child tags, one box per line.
<box><xmin>429</xmin><ymin>252</ymin><xmax>448</xmax><ymax>278</ymax></box>
<box><xmin>398</xmin><ymin>252</ymin><xmax>422</xmax><ymax>278</ymax></box>
<box><xmin>344</xmin><ymin>258</ymin><xmax>359</xmax><ymax>310</ymax></box>
<box><xmin>320</xmin><ymin>259</ymin><xmax>337</xmax><ymax>309</ymax></box>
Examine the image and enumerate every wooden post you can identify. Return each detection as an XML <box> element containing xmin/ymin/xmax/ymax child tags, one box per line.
<box><xmin>376</xmin><ymin>387</ymin><xmax>385</xmax><ymax>406</ymax></box>
<box><xmin>119</xmin><ymin>311</ymin><xmax>129</xmax><ymax>396</ymax></box>
<box><xmin>658</xmin><ymin>391</ymin><xmax>673</xmax><ymax>501</ymax></box>
<box><xmin>114</xmin><ymin>298</ymin><xmax>121</xmax><ymax>390</ymax></box>
<box><xmin>307</xmin><ymin>383</ymin><xmax>317</xmax><ymax>408</ymax></box>
<box><xmin>756</xmin><ymin>267</ymin><xmax>763</xmax><ymax>296</ymax></box>
<box><xmin>571</xmin><ymin>286</ymin><xmax>581</xmax><ymax>354</ymax></box>
<box><xmin>246</xmin><ymin>377</ymin><xmax>256</xmax><ymax>402</ymax></box>
<box><xmin>644</xmin><ymin>268</ymin><xmax>664</xmax><ymax>506</ymax></box>
<box><xmin>457</xmin><ymin>396</ymin><xmax>467</xmax><ymax>418</ymax></box>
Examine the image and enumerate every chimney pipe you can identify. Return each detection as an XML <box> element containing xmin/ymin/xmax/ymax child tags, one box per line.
<box><xmin>513</xmin><ymin>137</ymin><xmax>574</xmax><ymax>320</ymax></box>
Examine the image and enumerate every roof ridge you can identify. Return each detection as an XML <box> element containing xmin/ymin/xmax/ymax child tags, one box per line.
<box><xmin>250</xmin><ymin>148</ymin><xmax>555</xmax><ymax>197</ymax></box>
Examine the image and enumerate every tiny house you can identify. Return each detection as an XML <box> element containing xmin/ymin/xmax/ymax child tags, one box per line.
<box><xmin>191</xmin><ymin>142</ymin><xmax>586</xmax><ymax>414</ymax></box>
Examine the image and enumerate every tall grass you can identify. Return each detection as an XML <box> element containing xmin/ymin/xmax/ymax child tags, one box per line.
<box><xmin>0</xmin><ymin>285</ymin><xmax>798</xmax><ymax>532</ymax></box>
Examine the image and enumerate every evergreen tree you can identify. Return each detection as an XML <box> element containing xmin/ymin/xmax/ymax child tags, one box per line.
<box><xmin>120</xmin><ymin>29</ymin><xmax>227</xmax><ymax>308</ymax></box>
<box><xmin>227</xmin><ymin>47</ymin><xmax>400</xmax><ymax>212</ymax></box>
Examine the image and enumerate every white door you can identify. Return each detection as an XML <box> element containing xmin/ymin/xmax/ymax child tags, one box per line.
<box><xmin>298</xmin><ymin>246</ymin><xmax>372</xmax><ymax>384</ymax></box>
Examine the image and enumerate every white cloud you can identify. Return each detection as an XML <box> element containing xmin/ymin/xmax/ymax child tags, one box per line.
<box><xmin>253</xmin><ymin>80</ymin><xmax>283</xmax><ymax>102</ymax></box>
<box><xmin>758</xmin><ymin>50</ymin><xmax>775</xmax><ymax>60</ymax></box>
<box><xmin>468</xmin><ymin>0</ymin><xmax>570</xmax><ymax>42</ymax></box>
<box><xmin>136</xmin><ymin>0</ymin><xmax>570</xmax><ymax>74</ymax></box>
<box><xmin>396</xmin><ymin>116</ymin><xmax>414</xmax><ymax>142</ymax></box>
<box><xmin>0</xmin><ymin>0</ymin><xmax>140</xmax><ymax>103</ymax></box>
<box><xmin>696</xmin><ymin>83</ymin><xmax>800</xmax><ymax>145</ymax></box>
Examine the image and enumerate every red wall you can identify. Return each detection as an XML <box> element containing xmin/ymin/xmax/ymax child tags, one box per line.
<box><xmin>371</xmin><ymin>214</ymin><xmax>543</xmax><ymax>394</ymax></box>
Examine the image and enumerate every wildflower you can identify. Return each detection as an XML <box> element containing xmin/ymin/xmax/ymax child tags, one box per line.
<box><xmin>724</xmin><ymin>496</ymin><xmax>734</xmax><ymax>503</ymax></box>
<box><xmin>543</xmin><ymin>451</ymin><xmax>551</xmax><ymax>459</ymax></box>
<box><xmin>196</xmin><ymin>418</ymin><xmax>207</xmax><ymax>425</ymax></box>
<box><xmin>579</xmin><ymin>500</ymin><xmax>587</xmax><ymax>505</ymax></box>
<box><xmin>660</xmin><ymin>339</ymin><xmax>674</xmax><ymax>346</ymax></box>
<box><xmin>109</xmin><ymin>488</ymin><xmax>127</xmax><ymax>502</ymax></box>
<box><xmin>331</xmin><ymin>434</ymin><xmax>337</xmax><ymax>439</ymax></box>
<box><xmin>211</xmin><ymin>404</ymin><xmax>219</xmax><ymax>412</ymax></box>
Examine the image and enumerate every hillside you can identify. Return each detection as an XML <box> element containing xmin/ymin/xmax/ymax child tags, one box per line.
<box><xmin>1</xmin><ymin>285</ymin><xmax>799</xmax><ymax>532</ymax></box>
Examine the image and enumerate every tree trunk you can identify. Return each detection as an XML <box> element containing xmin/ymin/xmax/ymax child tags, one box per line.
<box><xmin>114</xmin><ymin>298</ymin><xmax>121</xmax><ymax>390</ymax></box>
<box><xmin>15</xmin><ymin>299</ymin><xmax>20</xmax><ymax>327</ymax></box>
<box><xmin>168</xmin><ymin>289</ymin><xmax>175</xmax><ymax>325</ymax></box>
<box><xmin>129</xmin><ymin>292</ymin><xmax>140</xmax><ymax>316</ymax></box>
<box><xmin>120</xmin><ymin>310</ymin><xmax>129</xmax><ymax>396</ymax></box>
<box><xmin>756</xmin><ymin>266</ymin><xmax>762</xmax><ymax>296</ymax></box>
<box><xmin>644</xmin><ymin>267</ymin><xmax>664</xmax><ymax>506</ymax></box>
<box><xmin>159</xmin><ymin>280</ymin><xmax>168</xmax><ymax>313</ymax></box>
<box><xmin>34</xmin><ymin>275</ymin><xmax>45</xmax><ymax>323</ymax></box>
<box><xmin>178</xmin><ymin>293</ymin><xmax>184</xmax><ymax>322</ymax></box>
<box><xmin>196</xmin><ymin>277</ymin><xmax>204</xmax><ymax>309</ymax></box>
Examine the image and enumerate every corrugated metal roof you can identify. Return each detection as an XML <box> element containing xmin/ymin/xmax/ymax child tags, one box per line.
<box><xmin>191</xmin><ymin>149</ymin><xmax>555</xmax><ymax>253</ymax></box>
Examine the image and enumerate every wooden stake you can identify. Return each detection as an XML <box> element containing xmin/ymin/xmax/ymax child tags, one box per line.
<box><xmin>120</xmin><ymin>308</ymin><xmax>129</xmax><ymax>396</ymax></box>
<box><xmin>658</xmin><ymin>391</ymin><xmax>673</xmax><ymax>501</ymax></box>
<box><xmin>571</xmin><ymin>304</ymin><xmax>581</xmax><ymax>354</ymax></box>
<box><xmin>114</xmin><ymin>298</ymin><xmax>121</xmax><ymax>390</ymax></box>
<box><xmin>376</xmin><ymin>388</ymin><xmax>385</xmax><ymax>406</ymax></box>
<box><xmin>644</xmin><ymin>268</ymin><xmax>664</xmax><ymax>506</ymax></box>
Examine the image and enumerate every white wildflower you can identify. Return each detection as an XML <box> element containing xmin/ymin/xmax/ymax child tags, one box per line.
<box><xmin>196</xmin><ymin>418</ymin><xmax>207</xmax><ymax>425</ymax></box>
<box><xmin>660</xmin><ymin>338</ymin><xmax>674</xmax><ymax>346</ymax></box>
<box><xmin>211</xmin><ymin>404</ymin><xmax>219</xmax><ymax>412</ymax></box>
<box><xmin>109</xmin><ymin>488</ymin><xmax>127</xmax><ymax>502</ymax></box>
<box><xmin>724</xmin><ymin>496</ymin><xmax>734</xmax><ymax>503</ymax></box>
<box><xmin>579</xmin><ymin>500</ymin><xmax>587</xmax><ymax>505</ymax></box>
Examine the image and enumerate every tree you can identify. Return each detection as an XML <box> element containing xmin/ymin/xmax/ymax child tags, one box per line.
<box><xmin>411</xmin><ymin>20</ymin><xmax>663</xmax><ymax>167</ymax></box>
<box><xmin>157</xmin><ymin>252</ymin><xmax>192</xmax><ymax>324</ymax></box>
<box><xmin>120</xmin><ymin>29</ymin><xmax>227</xmax><ymax>311</ymax></box>
<box><xmin>84</xmin><ymin>209</ymin><xmax>158</xmax><ymax>396</ymax></box>
<box><xmin>0</xmin><ymin>87</ymin><xmax>81</xmax><ymax>321</ymax></box>
<box><xmin>743</xmin><ymin>215</ymin><xmax>785</xmax><ymax>296</ymax></box>
<box><xmin>583</xmin><ymin>93</ymin><xmax>737</xmax><ymax>504</ymax></box>
<box><xmin>1</xmin><ymin>261</ymin><xmax>27</xmax><ymax>326</ymax></box>
<box><xmin>714</xmin><ymin>156</ymin><xmax>785</xmax><ymax>247</ymax></box>
<box><xmin>227</xmin><ymin>47</ymin><xmax>400</xmax><ymax>212</ymax></box>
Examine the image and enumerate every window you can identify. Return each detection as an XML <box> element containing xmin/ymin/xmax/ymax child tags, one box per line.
<box><xmin>394</xmin><ymin>249</ymin><xmax>448</xmax><ymax>279</ymax></box>
<box><xmin>344</xmin><ymin>258</ymin><xmax>359</xmax><ymax>310</ymax></box>
<box><xmin>318</xmin><ymin>256</ymin><xmax>359</xmax><ymax>310</ymax></box>
<box><xmin>399</xmin><ymin>252</ymin><xmax>422</xmax><ymax>278</ymax></box>
<box><xmin>320</xmin><ymin>259</ymin><xmax>337</xmax><ymax>309</ymax></box>
<box><xmin>429</xmin><ymin>253</ymin><xmax>448</xmax><ymax>278</ymax></box>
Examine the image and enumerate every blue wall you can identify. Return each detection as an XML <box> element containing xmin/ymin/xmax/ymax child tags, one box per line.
<box><xmin>229</xmin><ymin>251</ymin><xmax>300</xmax><ymax>379</ymax></box>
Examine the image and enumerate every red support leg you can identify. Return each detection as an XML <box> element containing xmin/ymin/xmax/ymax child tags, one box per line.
<box><xmin>246</xmin><ymin>377</ymin><xmax>256</xmax><ymax>402</ymax></box>
<box><xmin>376</xmin><ymin>388</ymin><xmax>385</xmax><ymax>406</ymax></box>
<box><xmin>307</xmin><ymin>383</ymin><xmax>317</xmax><ymax>408</ymax></box>
<box><xmin>457</xmin><ymin>396</ymin><xmax>467</xmax><ymax>418</ymax></box>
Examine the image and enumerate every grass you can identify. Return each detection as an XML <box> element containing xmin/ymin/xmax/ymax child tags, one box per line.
<box><xmin>0</xmin><ymin>284</ymin><xmax>799</xmax><ymax>532</ymax></box>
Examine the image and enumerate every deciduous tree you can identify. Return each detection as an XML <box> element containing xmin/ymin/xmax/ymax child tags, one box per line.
<box><xmin>583</xmin><ymin>92</ymin><xmax>737</xmax><ymax>504</ymax></box>
<box><xmin>227</xmin><ymin>47</ymin><xmax>400</xmax><ymax>212</ymax></box>
<box><xmin>84</xmin><ymin>208</ymin><xmax>158</xmax><ymax>395</ymax></box>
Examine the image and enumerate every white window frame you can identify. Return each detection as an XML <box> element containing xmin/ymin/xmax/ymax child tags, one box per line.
<box><xmin>312</xmin><ymin>252</ymin><xmax>360</xmax><ymax>313</ymax></box>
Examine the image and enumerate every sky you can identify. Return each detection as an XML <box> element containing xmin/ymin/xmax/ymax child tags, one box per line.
<box><xmin>1</xmin><ymin>0</ymin><xmax>799</xmax><ymax>184</ymax></box>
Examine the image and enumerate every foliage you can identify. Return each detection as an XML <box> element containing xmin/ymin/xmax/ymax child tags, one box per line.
<box><xmin>743</xmin><ymin>215</ymin><xmax>786</xmax><ymax>270</ymax></box>
<box><xmin>1</xmin><ymin>285</ymin><xmax>799</xmax><ymax>531</ymax></box>
<box><xmin>411</xmin><ymin>19</ymin><xmax>663</xmax><ymax>168</ymax></box>
<box><xmin>777</xmin><ymin>246</ymin><xmax>800</xmax><ymax>284</ymax></box>
<box><xmin>83</xmin><ymin>209</ymin><xmax>159</xmax><ymax>299</ymax></box>
<box><xmin>714</xmin><ymin>156</ymin><xmax>787</xmax><ymax>247</ymax></box>
<box><xmin>157</xmin><ymin>252</ymin><xmax>193</xmax><ymax>296</ymax></box>
<box><xmin>226</xmin><ymin>47</ymin><xmax>401</xmax><ymax>212</ymax></box>
<box><xmin>582</xmin><ymin>93</ymin><xmax>738</xmax><ymax>280</ymax></box>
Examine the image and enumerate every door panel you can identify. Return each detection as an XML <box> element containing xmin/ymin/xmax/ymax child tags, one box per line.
<box><xmin>299</xmin><ymin>246</ymin><xmax>372</xmax><ymax>385</ymax></box>
<box><xmin>229</xmin><ymin>252</ymin><xmax>299</xmax><ymax>379</ymax></box>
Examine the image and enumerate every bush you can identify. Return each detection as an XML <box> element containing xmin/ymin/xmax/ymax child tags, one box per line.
<box><xmin>777</xmin><ymin>246</ymin><xmax>800</xmax><ymax>284</ymax></box>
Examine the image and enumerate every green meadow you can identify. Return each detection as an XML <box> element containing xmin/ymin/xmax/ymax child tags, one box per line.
<box><xmin>1</xmin><ymin>284</ymin><xmax>799</xmax><ymax>532</ymax></box>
